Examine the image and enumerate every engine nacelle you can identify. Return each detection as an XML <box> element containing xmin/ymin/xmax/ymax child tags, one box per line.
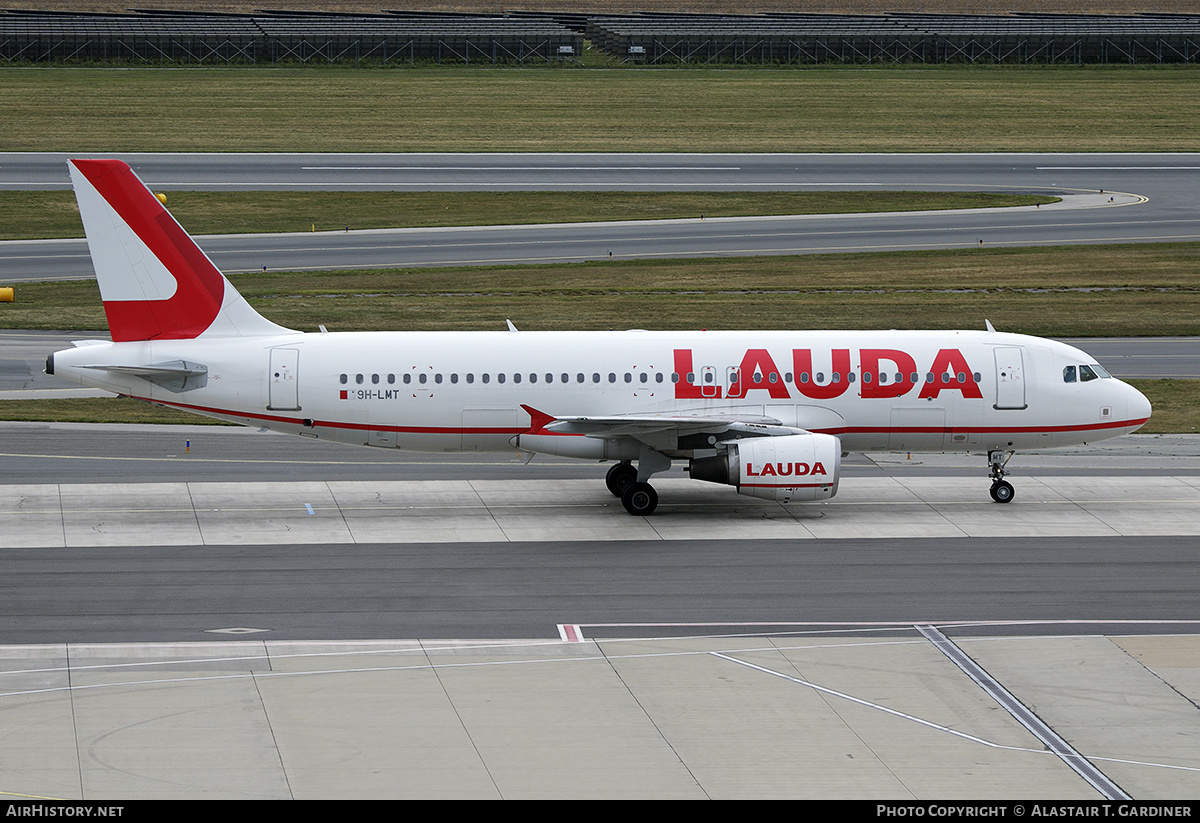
<box><xmin>689</xmin><ymin>433</ymin><xmax>841</xmax><ymax>502</ymax></box>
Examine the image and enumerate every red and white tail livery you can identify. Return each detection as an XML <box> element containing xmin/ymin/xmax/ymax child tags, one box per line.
<box><xmin>67</xmin><ymin>159</ymin><xmax>290</xmax><ymax>342</ymax></box>
<box><xmin>49</xmin><ymin>159</ymin><xmax>1152</xmax><ymax>515</ymax></box>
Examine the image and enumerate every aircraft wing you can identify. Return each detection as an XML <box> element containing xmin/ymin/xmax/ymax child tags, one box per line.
<box><xmin>521</xmin><ymin>405</ymin><xmax>808</xmax><ymax>448</ymax></box>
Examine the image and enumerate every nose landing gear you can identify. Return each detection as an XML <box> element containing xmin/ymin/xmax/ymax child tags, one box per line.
<box><xmin>988</xmin><ymin>450</ymin><xmax>1015</xmax><ymax>503</ymax></box>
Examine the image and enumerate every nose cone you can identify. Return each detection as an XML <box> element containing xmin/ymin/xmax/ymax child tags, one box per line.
<box><xmin>1122</xmin><ymin>380</ymin><xmax>1152</xmax><ymax>432</ymax></box>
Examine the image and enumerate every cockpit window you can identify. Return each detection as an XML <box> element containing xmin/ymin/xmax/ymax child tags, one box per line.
<box><xmin>1079</xmin><ymin>364</ymin><xmax>1099</xmax><ymax>382</ymax></box>
<box><xmin>1063</xmin><ymin>365</ymin><xmax>1076</xmax><ymax>383</ymax></box>
<box><xmin>1090</xmin><ymin>363</ymin><xmax>1112</xmax><ymax>378</ymax></box>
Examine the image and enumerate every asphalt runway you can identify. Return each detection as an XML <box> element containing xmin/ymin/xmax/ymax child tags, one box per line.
<box><xmin>1</xmin><ymin>423</ymin><xmax>1199</xmax><ymax>645</ymax></box>
<box><xmin>2</xmin><ymin>154</ymin><xmax>1199</xmax><ymax>798</ymax></box>
<box><xmin>3</xmin><ymin>152</ymin><xmax>1200</xmax><ymax>280</ymax></box>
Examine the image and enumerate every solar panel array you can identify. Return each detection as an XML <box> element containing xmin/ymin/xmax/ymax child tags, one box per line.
<box><xmin>588</xmin><ymin>12</ymin><xmax>1200</xmax><ymax>64</ymax></box>
<box><xmin>0</xmin><ymin>10</ymin><xmax>583</xmax><ymax>64</ymax></box>
<box><xmin>1</xmin><ymin>10</ymin><xmax>1197</xmax><ymax>65</ymax></box>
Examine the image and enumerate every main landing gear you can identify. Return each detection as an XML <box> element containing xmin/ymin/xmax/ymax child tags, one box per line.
<box><xmin>606</xmin><ymin>461</ymin><xmax>659</xmax><ymax>516</ymax></box>
<box><xmin>605</xmin><ymin>461</ymin><xmax>636</xmax><ymax>498</ymax></box>
<box><xmin>606</xmin><ymin>452</ymin><xmax>670</xmax><ymax>516</ymax></box>
<box><xmin>988</xmin><ymin>449</ymin><xmax>1015</xmax><ymax>504</ymax></box>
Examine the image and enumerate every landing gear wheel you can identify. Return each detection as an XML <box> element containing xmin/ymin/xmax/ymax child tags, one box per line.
<box><xmin>605</xmin><ymin>461</ymin><xmax>637</xmax><ymax>498</ymax></box>
<box><xmin>987</xmin><ymin>450</ymin><xmax>1015</xmax><ymax>504</ymax></box>
<box><xmin>621</xmin><ymin>482</ymin><xmax>658</xmax><ymax>516</ymax></box>
<box><xmin>990</xmin><ymin>480</ymin><xmax>1015</xmax><ymax>504</ymax></box>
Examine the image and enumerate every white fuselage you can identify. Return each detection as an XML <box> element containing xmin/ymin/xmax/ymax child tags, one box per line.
<box><xmin>51</xmin><ymin>328</ymin><xmax>1152</xmax><ymax>456</ymax></box>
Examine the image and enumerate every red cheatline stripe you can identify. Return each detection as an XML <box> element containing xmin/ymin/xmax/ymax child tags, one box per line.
<box><xmin>127</xmin><ymin>394</ymin><xmax>1150</xmax><ymax>440</ymax></box>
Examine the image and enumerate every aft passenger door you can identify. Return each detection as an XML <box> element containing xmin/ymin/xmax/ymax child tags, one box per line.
<box><xmin>268</xmin><ymin>347</ymin><xmax>300</xmax><ymax>410</ymax></box>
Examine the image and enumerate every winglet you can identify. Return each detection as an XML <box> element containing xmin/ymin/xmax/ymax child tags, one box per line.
<box><xmin>68</xmin><ymin>159</ymin><xmax>292</xmax><ymax>342</ymax></box>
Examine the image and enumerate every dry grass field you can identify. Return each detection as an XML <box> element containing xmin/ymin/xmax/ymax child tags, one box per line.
<box><xmin>0</xmin><ymin>190</ymin><xmax>1055</xmax><ymax>239</ymax></box>
<box><xmin>6</xmin><ymin>243</ymin><xmax>1197</xmax><ymax>336</ymax></box>
<box><xmin>6</xmin><ymin>66</ymin><xmax>1200</xmax><ymax>154</ymax></box>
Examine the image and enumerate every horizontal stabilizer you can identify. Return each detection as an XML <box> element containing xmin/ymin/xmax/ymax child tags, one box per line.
<box><xmin>82</xmin><ymin>360</ymin><xmax>208</xmax><ymax>392</ymax></box>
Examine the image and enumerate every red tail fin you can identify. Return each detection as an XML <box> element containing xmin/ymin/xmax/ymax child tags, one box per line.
<box><xmin>69</xmin><ymin>159</ymin><xmax>290</xmax><ymax>342</ymax></box>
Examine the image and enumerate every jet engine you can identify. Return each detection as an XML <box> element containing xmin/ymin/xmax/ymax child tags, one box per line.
<box><xmin>689</xmin><ymin>432</ymin><xmax>841</xmax><ymax>502</ymax></box>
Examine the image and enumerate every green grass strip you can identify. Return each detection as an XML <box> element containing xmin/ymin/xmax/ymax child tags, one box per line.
<box><xmin>4</xmin><ymin>66</ymin><xmax>1200</xmax><ymax>154</ymax></box>
<box><xmin>1</xmin><ymin>190</ymin><xmax>1057</xmax><ymax>240</ymax></box>
<box><xmin>6</xmin><ymin>243</ymin><xmax>1197</xmax><ymax>337</ymax></box>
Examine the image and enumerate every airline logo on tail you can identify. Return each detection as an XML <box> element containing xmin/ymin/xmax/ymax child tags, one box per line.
<box><xmin>69</xmin><ymin>159</ymin><xmax>227</xmax><ymax>342</ymax></box>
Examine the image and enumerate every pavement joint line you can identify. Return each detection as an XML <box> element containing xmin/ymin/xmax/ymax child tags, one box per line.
<box><xmin>708</xmin><ymin>650</ymin><xmax>1047</xmax><ymax>754</ymax></box>
<box><xmin>916</xmin><ymin>624</ymin><xmax>1131</xmax><ymax>801</ymax></box>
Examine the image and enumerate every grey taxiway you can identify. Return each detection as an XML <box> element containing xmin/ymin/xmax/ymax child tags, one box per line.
<box><xmin>3</xmin><ymin>152</ymin><xmax>1200</xmax><ymax>281</ymax></box>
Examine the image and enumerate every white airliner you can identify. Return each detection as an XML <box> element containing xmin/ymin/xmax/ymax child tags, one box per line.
<box><xmin>48</xmin><ymin>159</ymin><xmax>1152</xmax><ymax>515</ymax></box>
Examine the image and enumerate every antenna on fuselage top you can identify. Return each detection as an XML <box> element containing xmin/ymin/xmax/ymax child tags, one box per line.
<box><xmin>985</xmin><ymin>319</ymin><xmax>997</xmax><ymax>333</ymax></box>
<box><xmin>506</xmin><ymin>319</ymin><xmax>519</xmax><ymax>332</ymax></box>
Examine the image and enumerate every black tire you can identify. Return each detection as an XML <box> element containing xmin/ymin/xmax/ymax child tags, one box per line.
<box><xmin>621</xmin><ymin>482</ymin><xmax>658</xmax><ymax>516</ymax></box>
<box><xmin>990</xmin><ymin>480</ymin><xmax>1015</xmax><ymax>504</ymax></box>
<box><xmin>605</xmin><ymin>462</ymin><xmax>638</xmax><ymax>497</ymax></box>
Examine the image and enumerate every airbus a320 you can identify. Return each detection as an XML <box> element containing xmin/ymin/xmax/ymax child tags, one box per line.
<box><xmin>47</xmin><ymin>160</ymin><xmax>1152</xmax><ymax>515</ymax></box>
